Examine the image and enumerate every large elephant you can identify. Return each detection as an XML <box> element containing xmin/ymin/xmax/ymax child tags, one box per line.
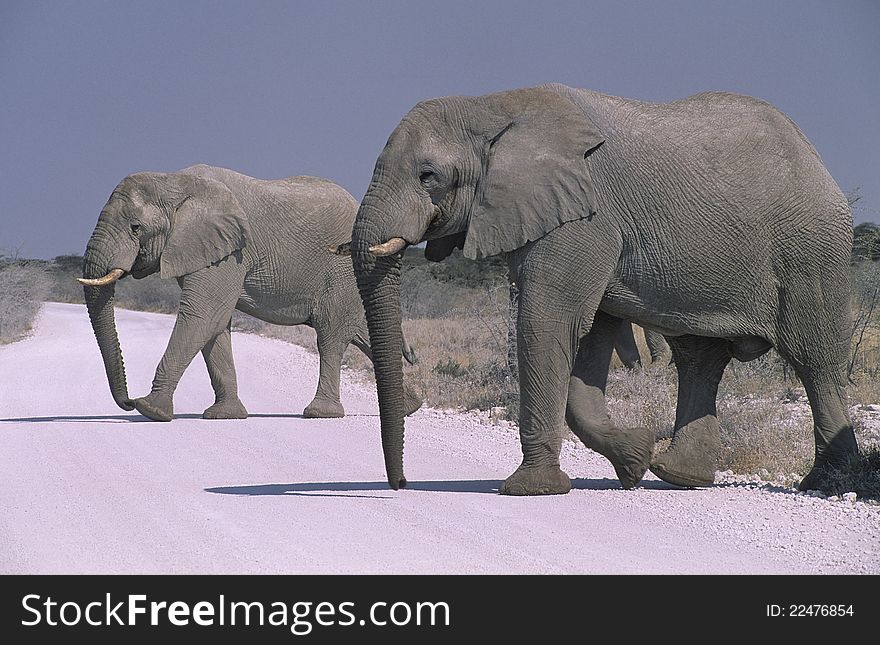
<box><xmin>350</xmin><ymin>84</ymin><xmax>857</xmax><ymax>495</ymax></box>
<box><xmin>80</xmin><ymin>164</ymin><xmax>421</xmax><ymax>421</ymax></box>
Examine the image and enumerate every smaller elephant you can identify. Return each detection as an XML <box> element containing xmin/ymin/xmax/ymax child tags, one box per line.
<box><xmin>80</xmin><ymin>164</ymin><xmax>422</xmax><ymax>421</ymax></box>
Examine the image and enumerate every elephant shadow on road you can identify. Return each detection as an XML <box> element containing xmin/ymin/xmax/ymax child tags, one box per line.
<box><xmin>205</xmin><ymin>477</ymin><xmax>680</xmax><ymax>498</ymax></box>
<box><xmin>0</xmin><ymin>412</ymin><xmax>330</xmax><ymax>424</ymax></box>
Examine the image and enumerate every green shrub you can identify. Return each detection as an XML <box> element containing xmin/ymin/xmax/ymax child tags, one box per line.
<box><xmin>433</xmin><ymin>359</ymin><xmax>469</xmax><ymax>378</ymax></box>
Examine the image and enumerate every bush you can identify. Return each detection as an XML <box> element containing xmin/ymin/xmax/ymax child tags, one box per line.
<box><xmin>400</xmin><ymin>247</ymin><xmax>507</xmax><ymax>319</ymax></box>
<box><xmin>433</xmin><ymin>359</ymin><xmax>469</xmax><ymax>378</ymax></box>
<box><xmin>0</xmin><ymin>256</ymin><xmax>52</xmax><ymax>343</ymax></box>
<box><xmin>399</xmin><ymin>315</ymin><xmax>517</xmax><ymax>415</ymax></box>
<box><xmin>848</xmin><ymin>259</ymin><xmax>880</xmax><ymax>378</ymax></box>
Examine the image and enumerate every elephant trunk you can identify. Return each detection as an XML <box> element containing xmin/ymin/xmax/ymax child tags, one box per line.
<box><xmin>82</xmin><ymin>240</ymin><xmax>134</xmax><ymax>411</ymax></box>
<box><xmin>353</xmin><ymin>211</ymin><xmax>407</xmax><ymax>490</ymax></box>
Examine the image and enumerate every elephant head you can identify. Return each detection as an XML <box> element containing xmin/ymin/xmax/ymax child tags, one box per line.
<box><xmin>352</xmin><ymin>87</ymin><xmax>604</xmax><ymax>488</ymax></box>
<box><xmin>80</xmin><ymin>171</ymin><xmax>250</xmax><ymax>410</ymax></box>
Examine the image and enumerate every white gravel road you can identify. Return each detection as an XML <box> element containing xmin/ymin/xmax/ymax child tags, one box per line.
<box><xmin>0</xmin><ymin>302</ymin><xmax>877</xmax><ymax>574</ymax></box>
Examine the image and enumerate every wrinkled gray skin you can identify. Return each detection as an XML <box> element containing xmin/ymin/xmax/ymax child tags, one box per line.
<box><xmin>613</xmin><ymin>322</ymin><xmax>670</xmax><ymax>369</ymax></box>
<box><xmin>82</xmin><ymin>164</ymin><xmax>421</xmax><ymax>421</ymax></box>
<box><xmin>352</xmin><ymin>84</ymin><xmax>857</xmax><ymax>494</ymax></box>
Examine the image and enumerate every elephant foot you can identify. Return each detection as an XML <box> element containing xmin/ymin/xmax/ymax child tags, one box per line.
<box><xmin>403</xmin><ymin>384</ymin><xmax>423</xmax><ymax>417</ymax></box>
<box><xmin>203</xmin><ymin>398</ymin><xmax>248</xmax><ymax>420</ymax></box>
<box><xmin>303</xmin><ymin>398</ymin><xmax>345</xmax><ymax>418</ymax></box>
<box><xmin>602</xmin><ymin>426</ymin><xmax>655</xmax><ymax>489</ymax></box>
<box><xmin>797</xmin><ymin>451</ymin><xmax>859</xmax><ymax>493</ymax></box>
<box><xmin>649</xmin><ymin>417</ymin><xmax>720</xmax><ymax>487</ymax></box>
<box><xmin>499</xmin><ymin>464</ymin><xmax>572</xmax><ymax>496</ymax></box>
<box><xmin>797</xmin><ymin>465</ymin><xmax>834</xmax><ymax>493</ymax></box>
<box><xmin>133</xmin><ymin>393</ymin><xmax>174</xmax><ymax>422</ymax></box>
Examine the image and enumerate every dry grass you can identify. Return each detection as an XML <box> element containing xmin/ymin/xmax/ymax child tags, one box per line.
<box><xmin>247</xmin><ymin>312</ymin><xmax>518</xmax><ymax>414</ymax></box>
<box><xmin>605</xmin><ymin>363</ymin><xmax>677</xmax><ymax>438</ymax></box>
<box><xmin>715</xmin><ymin>395</ymin><xmax>814</xmax><ymax>477</ymax></box>
<box><xmin>848</xmin><ymin>374</ymin><xmax>880</xmax><ymax>412</ymax></box>
<box><xmin>821</xmin><ymin>448</ymin><xmax>880</xmax><ymax>498</ymax></box>
<box><xmin>593</xmin><ymin>352</ymin><xmax>863</xmax><ymax>482</ymax></box>
<box><xmin>0</xmin><ymin>259</ymin><xmax>52</xmax><ymax>343</ymax></box>
<box><xmin>400</xmin><ymin>315</ymin><xmax>516</xmax><ymax>412</ymax></box>
<box><xmin>109</xmin><ymin>275</ymin><xmax>180</xmax><ymax>314</ymax></box>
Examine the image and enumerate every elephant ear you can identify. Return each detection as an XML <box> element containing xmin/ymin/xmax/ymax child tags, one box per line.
<box><xmin>424</xmin><ymin>232</ymin><xmax>466</xmax><ymax>262</ymax></box>
<box><xmin>462</xmin><ymin>89</ymin><xmax>605</xmax><ymax>260</ymax></box>
<box><xmin>159</xmin><ymin>175</ymin><xmax>251</xmax><ymax>279</ymax></box>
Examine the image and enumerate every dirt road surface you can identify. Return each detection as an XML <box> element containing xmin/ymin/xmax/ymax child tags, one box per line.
<box><xmin>1</xmin><ymin>303</ymin><xmax>877</xmax><ymax>574</ymax></box>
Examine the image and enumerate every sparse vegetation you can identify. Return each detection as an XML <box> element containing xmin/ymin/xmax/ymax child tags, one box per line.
<box><xmin>820</xmin><ymin>447</ymin><xmax>880</xmax><ymax>499</ymax></box>
<box><xmin>0</xmin><ymin>254</ymin><xmax>52</xmax><ymax>343</ymax></box>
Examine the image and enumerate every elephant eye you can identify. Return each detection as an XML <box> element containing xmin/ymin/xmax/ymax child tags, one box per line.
<box><xmin>419</xmin><ymin>167</ymin><xmax>447</xmax><ymax>190</ymax></box>
<box><xmin>130</xmin><ymin>223</ymin><xmax>141</xmax><ymax>234</ymax></box>
<box><xmin>419</xmin><ymin>166</ymin><xmax>452</xmax><ymax>206</ymax></box>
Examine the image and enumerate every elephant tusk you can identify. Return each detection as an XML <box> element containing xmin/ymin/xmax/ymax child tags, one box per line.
<box><xmin>369</xmin><ymin>237</ymin><xmax>408</xmax><ymax>257</ymax></box>
<box><xmin>331</xmin><ymin>242</ymin><xmax>352</xmax><ymax>256</ymax></box>
<box><xmin>77</xmin><ymin>268</ymin><xmax>125</xmax><ymax>286</ymax></box>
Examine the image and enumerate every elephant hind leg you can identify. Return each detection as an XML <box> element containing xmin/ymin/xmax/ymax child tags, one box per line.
<box><xmin>566</xmin><ymin>311</ymin><xmax>655</xmax><ymax>489</ymax></box>
<box><xmin>202</xmin><ymin>321</ymin><xmax>248</xmax><ymax>419</ymax></box>
<box><xmin>772</xmin><ymin>276</ymin><xmax>859</xmax><ymax>491</ymax></box>
<box><xmin>650</xmin><ymin>335</ymin><xmax>731</xmax><ymax>487</ymax></box>
<box><xmin>791</xmin><ymin>374</ymin><xmax>859</xmax><ymax>492</ymax></box>
<box><xmin>303</xmin><ymin>321</ymin><xmax>349</xmax><ymax>418</ymax></box>
<box><xmin>773</xmin><ymin>344</ymin><xmax>858</xmax><ymax>492</ymax></box>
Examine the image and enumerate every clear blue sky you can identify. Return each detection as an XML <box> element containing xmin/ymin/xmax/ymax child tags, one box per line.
<box><xmin>2</xmin><ymin>0</ymin><xmax>878</xmax><ymax>259</ymax></box>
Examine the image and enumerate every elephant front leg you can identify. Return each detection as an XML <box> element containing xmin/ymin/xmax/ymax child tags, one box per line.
<box><xmin>133</xmin><ymin>256</ymin><xmax>246</xmax><ymax>422</ymax></box>
<box><xmin>134</xmin><ymin>319</ymin><xmax>212</xmax><ymax>422</ymax></box>
<box><xmin>650</xmin><ymin>336</ymin><xmax>731</xmax><ymax>487</ymax></box>
<box><xmin>500</xmin><ymin>317</ymin><xmax>576</xmax><ymax>496</ymax></box>
<box><xmin>201</xmin><ymin>322</ymin><xmax>248</xmax><ymax>419</ymax></box>
<box><xmin>500</xmin><ymin>228</ymin><xmax>625</xmax><ymax>496</ymax></box>
<box><xmin>133</xmin><ymin>325</ymin><xmax>194</xmax><ymax>421</ymax></box>
<box><xmin>785</xmin><ymin>375</ymin><xmax>858</xmax><ymax>492</ymax></box>
<box><xmin>566</xmin><ymin>312</ymin><xmax>655</xmax><ymax>489</ymax></box>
